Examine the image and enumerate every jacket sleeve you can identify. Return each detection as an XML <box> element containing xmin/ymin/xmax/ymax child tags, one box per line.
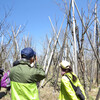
<box><xmin>60</xmin><ymin>76</ymin><xmax>79</xmax><ymax>100</ymax></box>
<box><xmin>31</xmin><ymin>64</ymin><xmax>45</xmax><ymax>82</ymax></box>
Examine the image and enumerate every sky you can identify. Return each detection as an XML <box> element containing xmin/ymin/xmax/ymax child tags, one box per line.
<box><xmin>0</xmin><ymin>0</ymin><xmax>99</xmax><ymax>55</ymax></box>
<box><xmin>0</xmin><ymin>0</ymin><xmax>65</xmax><ymax>55</ymax></box>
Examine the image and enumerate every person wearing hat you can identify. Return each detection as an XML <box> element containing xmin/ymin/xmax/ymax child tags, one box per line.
<box><xmin>58</xmin><ymin>60</ymin><xmax>86</xmax><ymax>100</ymax></box>
<box><xmin>9</xmin><ymin>47</ymin><xmax>45</xmax><ymax>100</ymax></box>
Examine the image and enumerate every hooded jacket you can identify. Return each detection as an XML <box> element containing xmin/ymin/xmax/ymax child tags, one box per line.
<box><xmin>59</xmin><ymin>72</ymin><xmax>86</xmax><ymax>100</ymax></box>
<box><xmin>9</xmin><ymin>60</ymin><xmax>45</xmax><ymax>100</ymax></box>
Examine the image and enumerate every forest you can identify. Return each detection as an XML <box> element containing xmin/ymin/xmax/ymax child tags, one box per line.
<box><xmin>0</xmin><ymin>0</ymin><xmax>100</xmax><ymax>100</ymax></box>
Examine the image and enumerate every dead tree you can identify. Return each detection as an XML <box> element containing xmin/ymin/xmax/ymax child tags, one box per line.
<box><xmin>40</xmin><ymin>15</ymin><xmax>65</xmax><ymax>87</ymax></box>
<box><xmin>72</xmin><ymin>0</ymin><xmax>78</xmax><ymax>76</ymax></box>
<box><xmin>74</xmin><ymin>1</ymin><xmax>100</xmax><ymax>64</ymax></box>
<box><xmin>0</xmin><ymin>8</ymin><xmax>13</xmax><ymax>89</ymax></box>
<box><xmin>43</xmin><ymin>38</ymin><xmax>52</xmax><ymax>70</ymax></box>
<box><xmin>22</xmin><ymin>34</ymin><xmax>34</xmax><ymax>48</ymax></box>
<box><xmin>11</xmin><ymin>25</ymin><xmax>21</xmax><ymax>61</ymax></box>
<box><xmin>96</xmin><ymin>87</ymin><xmax>100</xmax><ymax>100</ymax></box>
<box><xmin>74</xmin><ymin>1</ymin><xmax>100</xmax><ymax>97</ymax></box>
<box><xmin>96</xmin><ymin>22</ymin><xmax>99</xmax><ymax>86</ymax></box>
<box><xmin>89</xmin><ymin>56</ymin><xmax>94</xmax><ymax>91</ymax></box>
<box><xmin>53</xmin><ymin>24</ymin><xmax>69</xmax><ymax>91</ymax></box>
<box><xmin>0</xmin><ymin>8</ymin><xmax>12</xmax><ymax>69</ymax></box>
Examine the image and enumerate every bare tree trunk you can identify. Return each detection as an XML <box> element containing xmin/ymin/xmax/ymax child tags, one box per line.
<box><xmin>74</xmin><ymin>1</ymin><xmax>100</xmax><ymax>64</ymax></box>
<box><xmin>94</xmin><ymin>3</ymin><xmax>96</xmax><ymax>48</ymax></box>
<box><xmin>93</xmin><ymin>2</ymin><xmax>100</xmax><ymax>86</ymax></box>
<box><xmin>43</xmin><ymin>38</ymin><xmax>52</xmax><ymax>70</ymax></box>
<box><xmin>94</xmin><ymin>3</ymin><xmax>97</xmax><ymax>85</ymax></box>
<box><xmin>40</xmin><ymin>16</ymin><xmax>65</xmax><ymax>87</ymax></box>
<box><xmin>89</xmin><ymin>57</ymin><xmax>94</xmax><ymax>91</ymax></box>
<box><xmin>83</xmin><ymin>51</ymin><xmax>89</xmax><ymax>98</ymax></box>
<box><xmin>12</xmin><ymin>25</ymin><xmax>21</xmax><ymax>61</ymax></box>
<box><xmin>74</xmin><ymin>2</ymin><xmax>91</xmax><ymax>98</ymax></box>
<box><xmin>96</xmin><ymin>87</ymin><xmax>100</xmax><ymax>100</ymax></box>
<box><xmin>72</xmin><ymin>0</ymin><xmax>78</xmax><ymax>76</ymax></box>
<box><xmin>54</xmin><ymin>25</ymin><xmax>68</xmax><ymax>90</ymax></box>
<box><xmin>96</xmin><ymin>22</ymin><xmax>99</xmax><ymax>86</ymax></box>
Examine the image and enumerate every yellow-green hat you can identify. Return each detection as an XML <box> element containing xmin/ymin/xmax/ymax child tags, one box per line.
<box><xmin>59</xmin><ymin>60</ymin><xmax>70</xmax><ymax>69</ymax></box>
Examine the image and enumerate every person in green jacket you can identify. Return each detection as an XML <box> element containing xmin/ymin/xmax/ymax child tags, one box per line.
<box><xmin>58</xmin><ymin>60</ymin><xmax>86</xmax><ymax>100</ymax></box>
<box><xmin>9</xmin><ymin>47</ymin><xmax>45</xmax><ymax>100</ymax></box>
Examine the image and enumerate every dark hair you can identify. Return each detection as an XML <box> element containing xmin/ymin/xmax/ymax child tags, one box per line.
<box><xmin>33</xmin><ymin>55</ymin><xmax>36</xmax><ymax>60</ymax></box>
<box><xmin>21</xmin><ymin>54</ymin><xmax>27</xmax><ymax>59</ymax></box>
<box><xmin>66</xmin><ymin>66</ymin><xmax>77</xmax><ymax>82</ymax></box>
<box><xmin>21</xmin><ymin>54</ymin><xmax>36</xmax><ymax>60</ymax></box>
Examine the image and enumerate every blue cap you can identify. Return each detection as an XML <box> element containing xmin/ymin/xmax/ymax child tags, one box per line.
<box><xmin>21</xmin><ymin>47</ymin><xmax>36</xmax><ymax>60</ymax></box>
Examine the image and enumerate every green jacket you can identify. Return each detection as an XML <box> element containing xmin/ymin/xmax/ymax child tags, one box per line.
<box><xmin>9</xmin><ymin>60</ymin><xmax>45</xmax><ymax>100</ymax></box>
<box><xmin>59</xmin><ymin>72</ymin><xmax>86</xmax><ymax>100</ymax></box>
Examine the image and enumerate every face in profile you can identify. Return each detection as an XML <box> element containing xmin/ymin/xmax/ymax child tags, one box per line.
<box><xmin>61</xmin><ymin>67</ymin><xmax>66</xmax><ymax>76</ymax></box>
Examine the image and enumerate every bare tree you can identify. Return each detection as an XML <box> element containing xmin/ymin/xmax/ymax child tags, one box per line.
<box><xmin>96</xmin><ymin>87</ymin><xmax>100</xmax><ymax>100</ymax></box>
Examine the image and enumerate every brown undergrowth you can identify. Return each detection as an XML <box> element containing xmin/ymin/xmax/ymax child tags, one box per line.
<box><xmin>0</xmin><ymin>84</ymin><xmax>99</xmax><ymax>100</ymax></box>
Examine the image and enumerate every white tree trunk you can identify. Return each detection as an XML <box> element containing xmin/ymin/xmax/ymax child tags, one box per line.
<box><xmin>72</xmin><ymin>0</ymin><xmax>78</xmax><ymax>76</ymax></box>
<box><xmin>40</xmin><ymin>16</ymin><xmax>65</xmax><ymax>87</ymax></box>
<box><xmin>93</xmin><ymin>3</ymin><xmax>97</xmax><ymax>48</ymax></box>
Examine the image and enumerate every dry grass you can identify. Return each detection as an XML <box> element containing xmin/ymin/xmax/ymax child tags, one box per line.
<box><xmin>40</xmin><ymin>84</ymin><xmax>99</xmax><ymax>100</ymax></box>
<box><xmin>88</xmin><ymin>84</ymin><xmax>99</xmax><ymax>100</ymax></box>
<box><xmin>39</xmin><ymin>85</ymin><xmax>59</xmax><ymax>100</ymax></box>
<box><xmin>0</xmin><ymin>84</ymin><xmax>99</xmax><ymax>100</ymax></box>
